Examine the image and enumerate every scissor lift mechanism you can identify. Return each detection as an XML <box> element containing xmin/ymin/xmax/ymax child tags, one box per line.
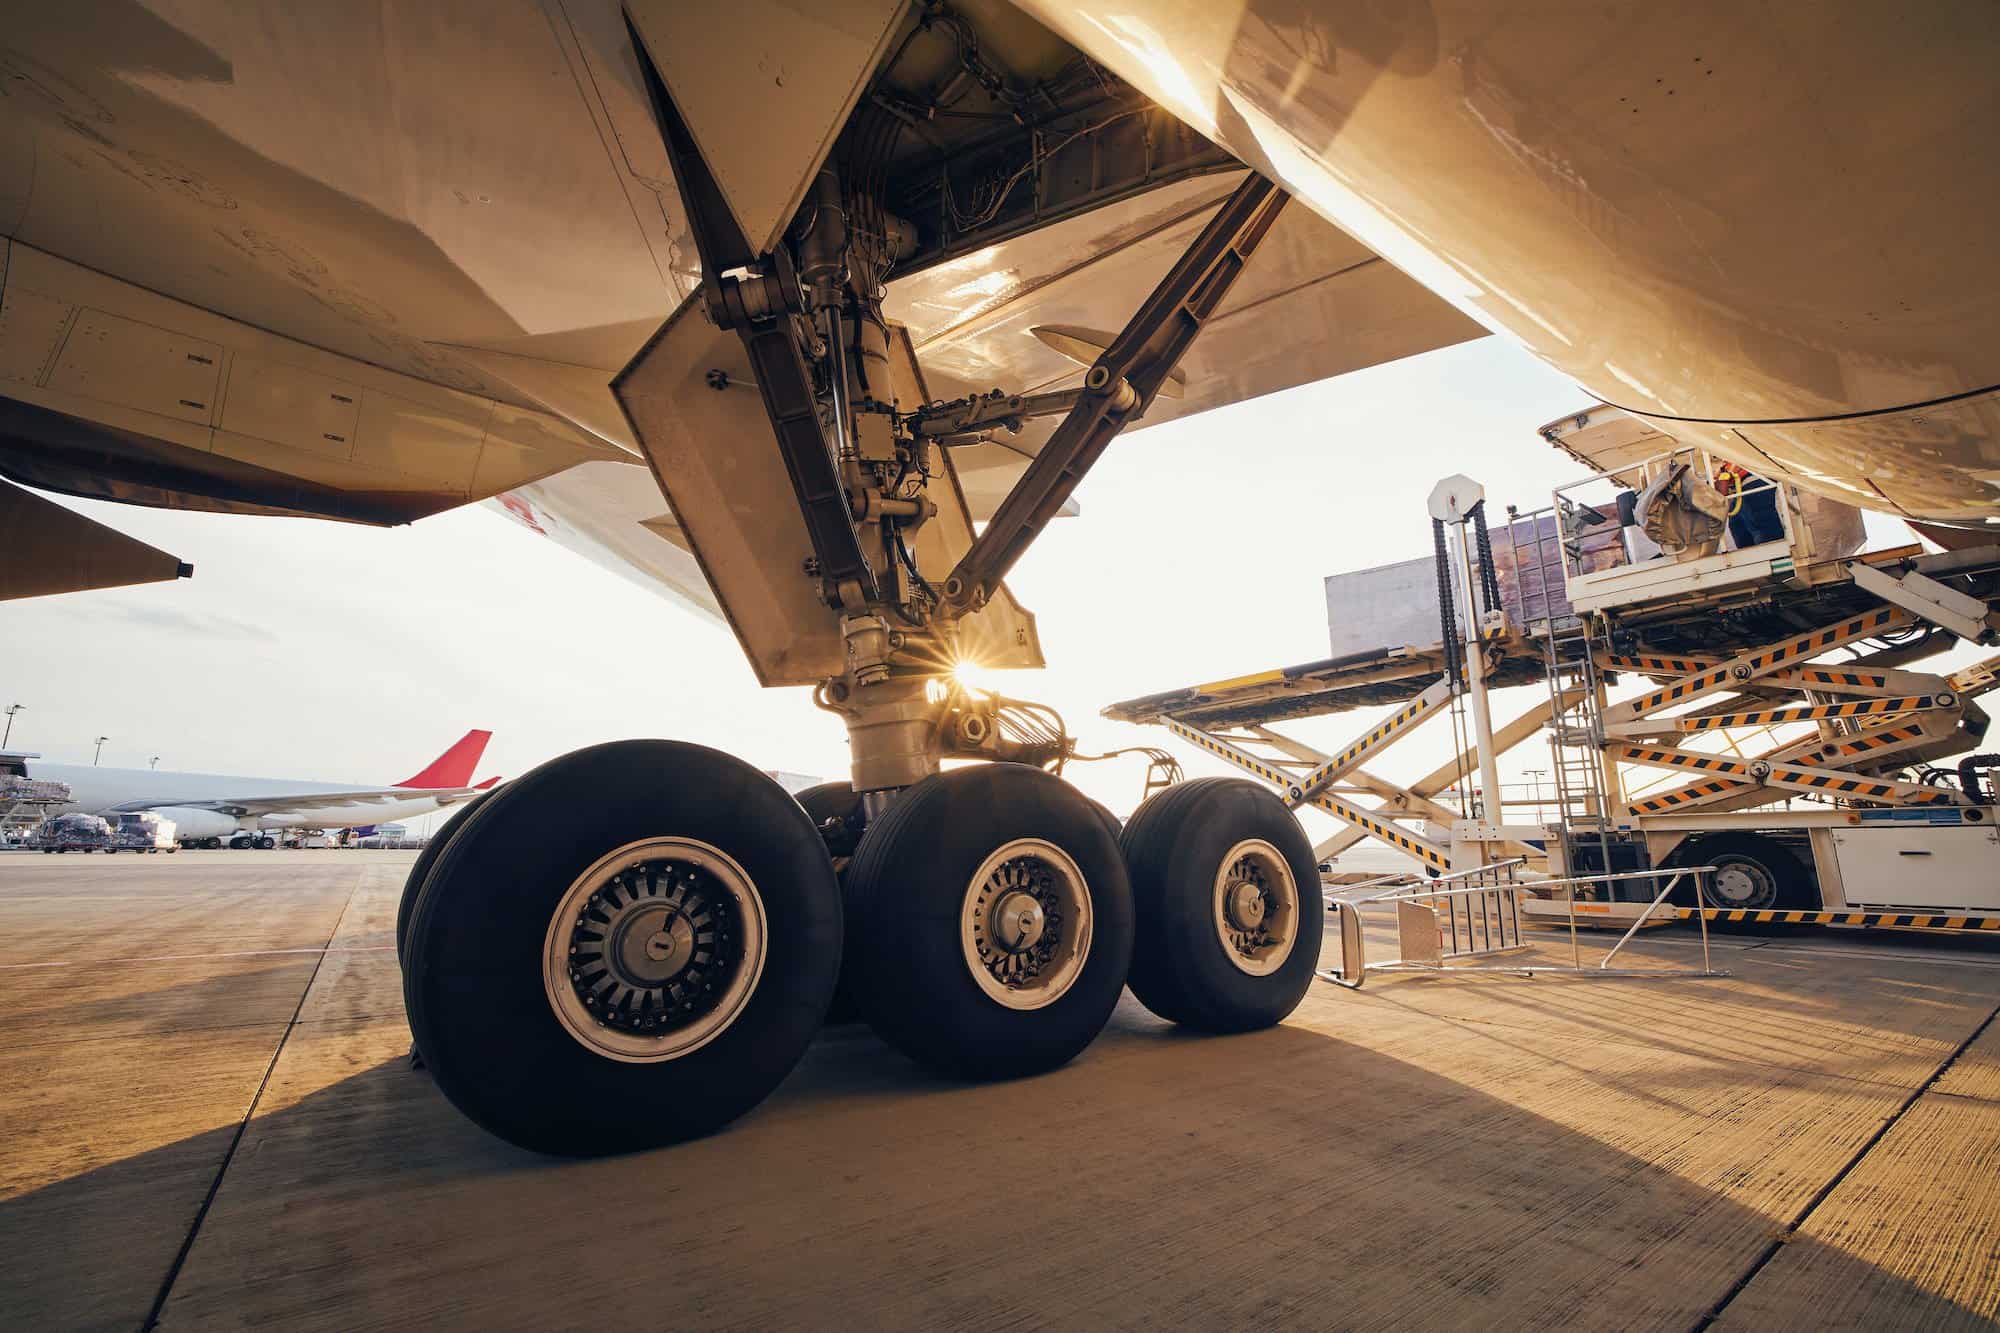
<box><xmin>1148</xmin><ymin>676</ymin><xmax>1544</xmax><ymax>873</ymax></box>
<box><xmin>1108</xmin><ymin>538</ymin><xmax>2000</xmax><ymax>931</ymax></box>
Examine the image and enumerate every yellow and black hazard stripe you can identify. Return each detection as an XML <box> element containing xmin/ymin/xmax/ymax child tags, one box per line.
<box><xmin>1628</xmin><ymin>777</ymin><xmax>1743</xmax><ymax>815</ymax></box>
<box><xmin>1777</xmin><ymin>666</ymin><xmax>1897</xmax><ymax>692</ymax></box>
<box><xmin>1612</xmin><ymin>742</ymin><xmax>1959</xmax><ymax>805</ymax></box>
<box><xmin>1625</xmin><ymin>721</ymin><xmax>1933</xmax><ymax>815</ymax></box>
<box><xmin>1687</xmin><ymin>908</ymin><xmax>2000</xmax><ymax>931</ymax></box>
<box><xmin>1679</xmin><ymin>693</ymin><xmax>1949</xmax><ymax>732</ymax></box>
<box><xmin>1614</xmin><ymin>607</ymin><xmax>1913</xmax><ymax>720</ymax></box>
<box><xmin>1164</xmin><ymin>717</ymin><xmax>1451</xmax><ymax>869</ymax></box>
<box><xmin>1305</xmin><ymin>790</ymin><xmax>1452</xmax><ymax>870</ymax></box>
<box><xmin>1163</xmin><ymin>718</ymin><xmax>1294</xmax><ymax>787</ymax></box>
<box><xmin>1294</xmin><ymin>679</ymin><xmax>1450</xmax><ymax>796</ymax></box>
<box><xmin>1600</xmin><ymin>653</ymin><xmax>1720</xmax><ymax>676</ymax></box>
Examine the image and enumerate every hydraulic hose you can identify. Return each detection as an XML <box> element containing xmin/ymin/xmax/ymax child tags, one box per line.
<box><xmin>1959</xmin><ymin>753</ymin><xmax>1999</xmax><ymax>805</ymax></box>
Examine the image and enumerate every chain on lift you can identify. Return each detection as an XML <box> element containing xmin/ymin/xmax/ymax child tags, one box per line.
<box><xmin>1432</xmin><ymin>516</ymin><xmax>1464</xmax><ymax>690</ymax></box>
<box><xmin>1469</xmin><ymin>499</ymin><xmax>1503</xmax><ymax>620</ymax></box>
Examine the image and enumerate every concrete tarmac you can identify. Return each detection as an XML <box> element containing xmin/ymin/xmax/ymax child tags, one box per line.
<box><xmin>2</xmin><ymin>850</ymin><xmax>1997</xmax><ymax>1330</ymax></box>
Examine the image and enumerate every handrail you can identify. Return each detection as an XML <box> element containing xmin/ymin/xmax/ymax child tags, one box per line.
<box><xmin>1320</xmin><ymin>862</ymin><xmax>1727</xmax><ymax>984</ymax></box>
<box><xmin>1330</xmin><ymin>857</ymin><xmax>1527</xmax><ymax>907</ymax></box>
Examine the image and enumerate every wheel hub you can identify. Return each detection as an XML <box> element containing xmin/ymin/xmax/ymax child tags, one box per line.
<box><xmin>1226</xmin><ymin>881</ymin><xmax>1268</xmax><ymax>930</ymax></box>
<box><xmin>961</xmin><ymin>839</ymin><xmax>1093</xmax><ymax>1011</ymax></box>
<box><xmin>568</xmin><ymin>864</ymin><xmax>739</xmax><ymax>1035</ymax></box>
<box><xmin>1212</xmin><ymin>839</ymin><xmax>1300</xmax><ymax>977</ymax></box>
<box><xmin>618</xmin><ymin>905</ymin><xmax>696</xmax><ymax>978</ymax></box>
<box><xmin>1708</xmin><ymin>859</ymin><xmax>1775</xmax><ymax>909</ymax></box>
<box><xmin>543</xmin><ymin>838</ymin><xmax>768</xmax><ymax>1062</ymax></box>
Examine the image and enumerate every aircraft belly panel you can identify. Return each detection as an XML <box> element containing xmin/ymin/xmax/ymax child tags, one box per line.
<box><xmin>0</xmin><ymin>0</ymin><xmax>683</xmax><ymax>403</ymax></box>
<box><xmin>1650</xmin><ymin>390</ymin><xmax>2000</xmax><ymax>523</ymax></box>
<box><xmin>0</xmin><ymin>241</ymin><xmax>625</xmax><ymax>521</ymax></box>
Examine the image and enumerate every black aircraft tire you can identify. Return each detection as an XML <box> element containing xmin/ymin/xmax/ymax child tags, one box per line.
<box><xmin>402</xmin><ymin>740</ymin><xmax>842</xmax><ymax>1156</ymax></box>
<box><xmin>1120</xmin><ymin>778</ymin><xmax>1323</xmax><ymax>1032</ymax></box>
<box><xmin>1087</xmin><ymin>797</ymin><xmax>1123</xmax><ymax>844</ymax></box>
<box><xmin>395</xmin><ymin>789</ymin><xmax>496</xmax><ymax>967</ymax></box>
<box><xmin>1687</xmin><ymin>833</ymin><xmax>1812</xmax><ymax>915</ymax></box>
<box><xmin>844</xmin><ymin>764</ymin><xmax>1133</xmax><ymax>1080</ymax></box>
<box><xmin>796</xmin><ymin>781</ymin><xmax>865</xmax><ymax>1024</ymax></box>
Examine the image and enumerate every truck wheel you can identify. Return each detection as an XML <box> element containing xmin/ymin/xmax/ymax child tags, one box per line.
<box><xmin>843</xmin><ymin>764</ymin><xmax>1133</xmax><ymax>1079</ymax></box>
<box><xmin>402</xmin><ymin>741</ymin><xmax>841</xmax><ymax>1156</ymax></box>
<box><xmin>1120</xmin><ymin>778</ymin><xmax>1322</xmax><ymax>1030</ymax></box>
<box><xmin>396</xmin><ymin>790</ymin><xmax>496</xmax><ymax>966</ymax></box>
<box><xmin>1690</xmin><ymin>833</ymin><xmax>1811</xmax><ymax>912</ymax></box>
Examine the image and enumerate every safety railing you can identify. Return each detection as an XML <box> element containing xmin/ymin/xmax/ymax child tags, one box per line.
<box><xmin>1320</xmin><ymin>863</ymin><xmax>1727</xmax><ymax>987</ymax></box>
<box><xmin>1548</xmin><ymin>445</ymin><xmax>1789</xmax><ymax>581</ymax></box>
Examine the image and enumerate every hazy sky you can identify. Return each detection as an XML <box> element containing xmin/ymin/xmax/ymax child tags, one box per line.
<box><xmin>3</xmin><ymin>334</ymin><xmax>1951</xmax><ymax>848</ymax></box>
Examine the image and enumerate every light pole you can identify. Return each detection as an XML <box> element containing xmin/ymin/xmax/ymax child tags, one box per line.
<box><xmin>93</xmin><ymin>736</ymin><xmax>109</xmax><ymax>766</ymax></box>
<box><xmin>150</xmin><ymin>756</ymin><xmax>160</xmax><ymax>770</ymax></box>
<box><xmin>2</xmin><ymin>704</ymin><xmax>22</xmax><ymax>748</ymax></box>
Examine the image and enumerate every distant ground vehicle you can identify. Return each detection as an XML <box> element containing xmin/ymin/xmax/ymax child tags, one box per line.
<box><xmin>35</xmin><ymin>813</ymin><xmax>112</xmax><ymax>853</ymax></box>
<box><xmin>357</xmin><ymin>823</ymin><xmax>422</xmax><ymax>849</ymax></box>
<box><xmin>106</xmin><ymin>811</ymin><xmax>178</xmax><ymax>853</ymax></box>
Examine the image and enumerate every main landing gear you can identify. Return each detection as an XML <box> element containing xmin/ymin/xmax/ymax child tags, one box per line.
<box><xmin>398</xmin><ymin>742</ymin><xmax>1322</xmax><ymax>1155</ymax></box>
<box><xmin>397</xmin><ymin>35</ymin><xmax>1310</xmax><ymax>1155</ymax></box>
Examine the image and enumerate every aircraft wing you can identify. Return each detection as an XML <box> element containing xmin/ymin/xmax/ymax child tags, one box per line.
<box><xmin>109</xmin><ymin>787</ymin><xmax>483</xmax><ymax>818</ymax></box>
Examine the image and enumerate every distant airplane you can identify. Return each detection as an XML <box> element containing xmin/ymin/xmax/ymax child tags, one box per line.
<box><xmin>10</xmin><ymin>729</ymin><xmax>497</xmax><ymax>848</ymax></box>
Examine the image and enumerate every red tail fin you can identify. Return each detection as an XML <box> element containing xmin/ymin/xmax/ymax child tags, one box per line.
<box><xmin>396</xmin><ymin>730</ymin><xmax>493</xmax><ymax>789</ymax></box>
<box><xmin>474</xmin><ymin>776</ymin><xmax>500</xmax><ymax>790</ymax></box>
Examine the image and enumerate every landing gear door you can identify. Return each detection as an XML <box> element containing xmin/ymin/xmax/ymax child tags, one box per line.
<box><xmin>885</xmin><ymin>325</ymin><xmax>1045</xmax><ymax>671</ymax></box>
<box><xmin>616</xmin><ymin>294</ymin><xmax>847</xmax><ymax>686</ymax></box>
<box><xmin>623</xmin><ymin>0</ymin><xmax>911</xmax><ymax>258</ymax></box>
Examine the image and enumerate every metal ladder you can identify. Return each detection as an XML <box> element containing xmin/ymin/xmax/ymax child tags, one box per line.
<box><xmin>1518</xmin><ymin>507</ymin><xmax>1620</xmax><ymax>877</ymax></box>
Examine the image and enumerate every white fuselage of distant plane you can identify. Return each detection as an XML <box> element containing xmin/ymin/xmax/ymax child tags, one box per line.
<box><xmin>24</xmin><ymin>762</ymin><xmax>479</xmax><ymax>839</ymax></box>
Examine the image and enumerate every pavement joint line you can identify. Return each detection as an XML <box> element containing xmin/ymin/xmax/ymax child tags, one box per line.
<box><xmin>140</xmin><ymin>887</ymin><xmax>357</xmax><ymax>1332</ymax></box>
<box><xmin>0</xmin><ymin>944</ymin><xmax>394</xmax><ymax>972</ymax></box>
<box><xmin>1375</xmin><ymin>994</ymin><xmax>1976</xmax><ymax>1105</ymax></box>
<box><xmin>1690</xmin><ymin>996</ymin><xmax>2000</xmax><ymax>1332</ymax></box>
<box><xmin>1609</xmin><ymin>934</ymin><xmax>2000</xmax><ymax>968</ymax></box>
